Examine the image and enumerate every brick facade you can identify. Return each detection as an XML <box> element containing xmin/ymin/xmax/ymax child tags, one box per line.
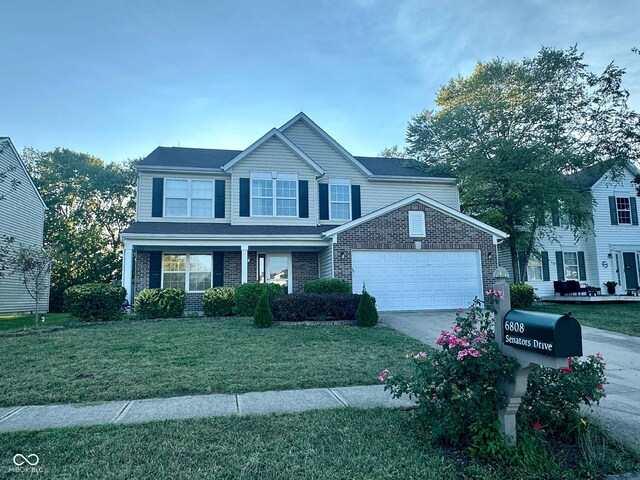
<box><xmin>333</xmin><ymin>201</ymin><xmax>497</xmax><ymax>291</ymax></box>
<box><xmin>292</xmin><ymin>251</ymin><xmax>319</xmax><ymax>292</ymax></box>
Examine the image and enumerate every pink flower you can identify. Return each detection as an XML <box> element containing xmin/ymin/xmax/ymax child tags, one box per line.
<box><xmin>453</xmin><ymin>325</ymin><xmax>462</xmax><ymax>333</ymax></box>
<box><xmin>457</xmin><ymin>308</ymin><xmax>465</xmax><ymax>313</ymax></box>
<box><xmin>473</xmin><ymin>336</ymin><xmax>487</xmax><ymax>344</ymax></box>
<box><xmin>567</xmin><ymin>357</ymin><xmax>574</xmax><ymax>364</ymax></box>
<box><xmin>377</xmin><ymin>375</ymin><xmax>385</xmax><ymax>382</ymax></box>
<box><xmin>457</xmin><ymin>349</ymin><xmax>469</xmax><ymax>361</ymax></box>
<box><xmin>449</xmin><ymin>337</ymin><xmax>458</xmax><ymax>348</ymax></box>
<box><xmin>534</xmin><ymin>422</ymin><xmax>542</xmax><ymax>431</ymax></box>
<box><xmin>596</xmin><ymin>384</ymin><xmax>604</xmax><ymax>391</ymax></box>
<box><xmin>560</xmin><ymin>367</ymin><xmax>573</xmax><ymax>374</ymax></box>
<box><xmin>378</xmin><ymin>369</ymin><xmax>389</xmax><ymax>382</ymax></box>
<box><xmin>468</xmin><ymin>348</ymin><xmax>480</xmax><ymax>358</ymax></box>
<box><xmin>418</xmin><ymin>351</ymin><xmax>427</xmax><ymax>357</ymax></box>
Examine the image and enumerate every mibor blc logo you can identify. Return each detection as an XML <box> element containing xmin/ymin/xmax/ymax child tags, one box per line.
<box><xmin>10</xmin><ymin>453</ymin><xmax>43</xmax><ymax>474</ymax></box>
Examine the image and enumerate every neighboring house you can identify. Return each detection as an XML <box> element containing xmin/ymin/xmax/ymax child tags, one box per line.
<box><xmin>499</xmin><ymin>163</ymin><xmax>640</xmax><ymax>297</ymax></box>
<box><xmin>0</xmin><ymin>137</ymin><xmax>49</xmax><ymax>314</ymax></box>
<box><xmin>121</xmin><ymin>113</ymin><xmax>507</xmax><ymax>311</ymax></box>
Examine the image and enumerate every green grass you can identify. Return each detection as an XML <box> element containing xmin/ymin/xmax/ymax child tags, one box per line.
<box><xmin>1</xmin><ymin>409</ymin><xmax>637</xmax><ymax>480</ymax></box>
<box><xmin>0</xmin><ymin>318</ymin><xmax>426</xmax><ymax>407</ymax></box>
<box><xmin>0</xmin><ymin>312</ymin><xmax>77</xmax><ymax>332</ymax></box>
<box><xmin>527</xmin><ymin>302</ymin><xmax>640</xmax><ymax>337</ymax></box>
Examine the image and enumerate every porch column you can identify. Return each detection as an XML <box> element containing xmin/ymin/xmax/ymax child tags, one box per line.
<box><xmin>241</xmin><ymin>244</ymin><xmax>248</xmax><ymax>284</ymax></box>
<box><xmin>122</xmin><ymin>243</ymin><xmax>133</xmax><ymax>304</ymax></box>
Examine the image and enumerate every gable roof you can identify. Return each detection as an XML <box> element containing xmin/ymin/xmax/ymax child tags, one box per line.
<box><xmin>221</xmin><ymin>128</ymin><xmax>324</xmax><ymax>174</ymax></box>
<box><xmin>280</xmin><ymin>112</ymin><xmax>373</xmax><ymax>177</ymax></box>
<box><xmin>566</xmin><ymin>162</ymin><xmax>640</xmax><ymax>189</ymax></box>
<box><xmin>354</xmin><ymin>156</ymin><xmax>455</xmax><ymax>180</ymax></box>
<box><xmin>323</xmin><ymin>193</ymin><xmax>507</xmax><ymax>240</ymax></box>
<box><xmin>137</xmin><ymin>147</ymin><xmax>240</xmax><ymax>170</ymax></box>
<box><xmin>0</xmin><ymin>137</ymin><xmax>47</xmax><ymax>209</ymax></box>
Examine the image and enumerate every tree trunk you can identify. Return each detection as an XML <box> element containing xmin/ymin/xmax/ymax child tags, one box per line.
<box><xmin>508</xmin><ymin>236</ymin><xmax>521</xmax><ymax>283</ymax></box>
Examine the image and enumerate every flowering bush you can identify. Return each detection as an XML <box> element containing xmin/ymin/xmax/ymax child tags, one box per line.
<box><xmin>382</xmin><ymin>297</ymin><xmax>518</xmax><ymax>449</ymax></box>
<box><xmin>521</xmin><ymin>353</ymin><xmax>606</xmax><ymax>437</ymax></box>
<box><xmin>382</xmin><ymin>294</ymin><xmax>608</xmax><ymax>456</ymax></box>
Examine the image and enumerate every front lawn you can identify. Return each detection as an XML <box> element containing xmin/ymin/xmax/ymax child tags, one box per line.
<box><xmin>0</xmin><ymin>318</ymin><xmax>426</xmax><ymax>407</ymax></box>
<box><xmin>0</xmin><ymin>313</ymin><xmax>76</xmax><ymax>332</ymax></box>
<box><xmin>527</xmin><ymin>302</ymin><xmax>640</xmax><ymax>337</ymax></box>
<box><xmin>1</xmin><ymin>408</ymin><xmax>637</xmax><ymax>479</ymax></box>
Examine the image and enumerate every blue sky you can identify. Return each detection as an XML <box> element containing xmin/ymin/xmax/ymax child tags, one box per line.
<box><xmin>1</xmin><ymin>0</ymin><xmax>639</xmax><ymax>163</ymax></box>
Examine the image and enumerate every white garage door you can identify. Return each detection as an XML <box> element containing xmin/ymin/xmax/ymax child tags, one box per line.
<box><xmin>351</xmin><ymin>250</ymin><xmax>483</xmax><ymax>311</ymax></box>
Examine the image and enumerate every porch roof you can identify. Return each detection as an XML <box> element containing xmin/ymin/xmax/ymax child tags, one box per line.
<box><xmin>122</xmin><ymin>222</ymin><xmax>338</xmax><ymax>237</ymax></box>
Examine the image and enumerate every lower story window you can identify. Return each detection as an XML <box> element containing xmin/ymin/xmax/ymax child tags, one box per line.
<box><xmin>563</xmin><ymin>252</ymin><xmax>579</xmax><ymax>280</ymax></box>
<box><xmin>162</xmin><ymin>254</ymin><xmax>212</xmax><ymax>292</ymax></box>
<box><xmin>526</xmin><ymin>256</ymin><xmax>543</xmax><ymax>280</ymax></box>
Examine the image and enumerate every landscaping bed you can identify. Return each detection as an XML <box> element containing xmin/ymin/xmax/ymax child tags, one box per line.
<box><xmin>0</xmin><ymin>317</ymin><xmax>425</xmax><ymax>407</ymax></box>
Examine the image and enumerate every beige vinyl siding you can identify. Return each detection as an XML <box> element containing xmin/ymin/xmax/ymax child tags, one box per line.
<box><xmin>0</xmin><ymin>144</ymin><xmax>49</xmax><ymax>313</ymax></box>
<box><xmin>591</xmin><ymin>167</ymin><xmax>640</xmax><ymax>291</ymax></box>
<box><xmin>137</xmin><ymin>172</ymin><xmax>231</xmax><ymax>223</ymax></box>
<box><xmin>318</xmin><ymin>244</ymin><xmax>334</xmax><ymax>279</ymax></box>
<box><xmin>230</xmin><ymin>136</ymin><xmax>318</xmax><ymax>225</ymax></box>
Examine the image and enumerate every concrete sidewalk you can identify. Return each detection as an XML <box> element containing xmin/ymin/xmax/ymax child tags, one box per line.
<box><xmin>0</xmin><ymin>385</ymin><xmax>414</xmax><ymax>433</ymax></box>
<box><xmin>380</xmin><ymin>310</ymin><xmax>640</xmax><ymax>449</ymax></box>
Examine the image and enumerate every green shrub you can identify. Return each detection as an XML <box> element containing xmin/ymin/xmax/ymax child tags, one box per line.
<box><xmin>253</xmin><ymin>292</ymin><xmax>274</xmax><ymax>328</ymax></box>
<box><xmin>203</xmin><ymin>287</ymin><xmax>235</xmax><ymax>317</ymax></box>
<box><xmin>233</xmin><ymin>283</ymin><xmax>283</xmax><ymax>316</ymax></box>
<box><xmin>355</xmin><ymin>287</ymin><xmax>378</xmax><ymax>326</ymax></box>
<box><xmin>271</xmin><ymin>293</ymin><xmax>362</xmax><ymax>322</ymax></box>
<box><xmin>510</xmin><ymin>283</ymin><xmax>535</xmax><ymax>308</ymax></box>
<box><xmin>64</xmin><ymin>283</ymin><xmax>126</xmax><ymax>322</ymax></box>
<box><xmin>304</xmin><ymin>278</ymin><xmax>351</xmax><ymax>294</ymax></box>
<box><xmin>133</xmin><ymin>288</ymin><xmax>186</xmax><ymax>319</ymax></box>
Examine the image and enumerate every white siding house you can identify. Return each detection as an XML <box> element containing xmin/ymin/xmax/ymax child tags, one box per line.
<box><xmin>0</xmin><ymin>137</ymin><xmax>49</xmax><ymax>314</ymax></box>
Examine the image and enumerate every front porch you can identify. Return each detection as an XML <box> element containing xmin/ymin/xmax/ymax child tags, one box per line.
<box><xmin>539</xmin><ymin>295</ymin><xmax>640</xmax><ymax>304</ymax></box>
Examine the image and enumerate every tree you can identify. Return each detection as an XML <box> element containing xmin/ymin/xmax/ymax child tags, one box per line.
<box><xmin>8</xmin><ymin>245</ymin><xmax>53</xmax><ymax>328</ymax></box>
<box><xmin>22</xmin><ymin>148</ymin><xmax>137</xmax><ymax>310</ymax></box>
<box><xmin>379</xmin><ymin>145</ymin><xmax>411</xmax><ymax>159</ymax></box>
<box><xmin>405</xmin><ymin>46</ymin><xmax>640</xmax><ymax>281</ymax></box>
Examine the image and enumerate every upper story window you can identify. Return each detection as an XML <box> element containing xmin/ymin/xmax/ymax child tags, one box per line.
<box><xmin>162</xmin><ymin>254</ymin><xmax>212</xmax><ymax>292</ymax></box>
<box><xmin>330</xmin><ymin>180</ymin><xmax>351</xmax><ymax>220</ymax></box>
<box><xmin>165</xmin><ymin>179</ymin><xmax>213</xmax><ymax>217</ymax></box>
<box><xmin>251</xmin><ymin>172</ymin><xmax>297</xmax><ymax>217</ymax></box>
<box><xmin>616</xmin><ymin>197</ymin><xmax>631</xmax><ymax>224</ymax></box>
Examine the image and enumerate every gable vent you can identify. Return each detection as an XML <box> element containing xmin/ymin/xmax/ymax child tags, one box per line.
<box><xmin>408</xmin><ymin>211</ymin><xmax>426</xmax><ymax>237</ymax></box>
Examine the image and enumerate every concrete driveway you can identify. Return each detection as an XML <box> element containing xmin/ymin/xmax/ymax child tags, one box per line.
<box><xmin>380</xmin><ymin>310</ymin><xmax>640</xmax><ymax>449</ymax></box>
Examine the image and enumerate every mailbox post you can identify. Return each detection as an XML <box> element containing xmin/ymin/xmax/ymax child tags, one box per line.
<box><xmin>493</xmin><ymin>268</ymin><xmax>583</xmax><ymax>446</ymax></box>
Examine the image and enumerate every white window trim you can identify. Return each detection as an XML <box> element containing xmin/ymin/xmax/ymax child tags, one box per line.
<box><xmin>164</xmin><ymin>178</ymin><xmax>214</xmax><ymax>218</ymax></box>
<box><xmin>161</xmin><ymin>253</ymin><xmax>213</xmax><ymax>293</ymax></box>
<box><xmin>261</xmin><ymin>253</ymin><xmax>292</xmax><ymax>294</ymax></box>
<box><xmin>329</xmin><ymin>179</ymin><xmax>351</xmax><ymax>221</ymax></box>
<box><xmin>526</xmin><ymin>256</ymin><xmax>543</xmax><ymax>281</ymax></box>
<box><xmin>408</xmin><ymin>210</ymin><xmax>426</xmax><ymax>237</ymax></box>
<box><xmin>562</xmin><ymin>251</ymin><xmax>580</xmax><ymax>281</ymax></box>
<box><xmin>616</xmin><ymin>197</ymin><xmax>632</xmax><ymax>225</ymax></box>
<box><xmin>250</xmin><ymin>172</ymin><xmax>298</xmax><ymax>217</ymax></box>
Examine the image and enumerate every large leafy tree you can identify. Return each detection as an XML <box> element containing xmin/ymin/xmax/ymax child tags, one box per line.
<box><xmin>405</xmin><ymin>46</ymin><xmax>640</xmax><ymax>281</ymax></box>
<box><xmin>23</xmin><ymin>148</ymin><xmax>137</xmax><ymax>310</ymax></box>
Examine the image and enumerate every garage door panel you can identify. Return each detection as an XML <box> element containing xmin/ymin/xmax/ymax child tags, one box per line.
<box><xmin>352</xmin><ymin>250</ymin><xmax>482</xmax><ymax>311</ymax></box>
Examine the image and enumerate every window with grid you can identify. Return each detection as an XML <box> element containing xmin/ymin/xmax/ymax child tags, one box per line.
<box><xmin>162</xmin><ymin>254</ymin><xmax>212</xmax><ymax>292</ymax></box>
<box><xmin>527</xmin><ymin>256</ymin><xmax>543</xmax><ymax>280</ymax></box>
<box><xmin>164</xmin><ymin>179</ymin><xmax>213</xmax><ymax>217</ymax></box>
<box><xmin>251</xmin><ymin>174</ymin><xmax>297</xmax><ymax>217</ymax></box>
<box><xmin>617</xmin><ymin>197</ymin><xmax>631</xmax><ymax>224</ymax></box>
<box><xmin>330</xmin><ymin>182</ymin><xmax>350</xmax><ymax>220</ymax></box>
<box><xmin>563</xmin><ymin>252</ymin><xmax>579</xmax><ymax>280</ymax></box>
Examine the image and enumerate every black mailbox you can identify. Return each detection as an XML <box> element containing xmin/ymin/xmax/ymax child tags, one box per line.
<box><xmin>502</xmin><ymin>310</ymin><xmax>582</xmax><ymax>357</ymax></box>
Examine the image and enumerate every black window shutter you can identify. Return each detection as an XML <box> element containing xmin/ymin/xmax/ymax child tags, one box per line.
<box><xmin>609</xmin><ymin>196</ymin><xmax>618</xmax><ymax>225</ymax></box>
<box><xmin>541</xmin><ymin>251</ymin><xmax>550</xmax><ymax>281</ymax></box>
<box><xmin>152</xmin><ymin>178</ymin><xmax>164</xmax><ymax>217</ymax></box>
<box><xmin>215</xmin><ymin>180</ymin><xmax>225</xmax><ymax>218</ymax></box>
<box><xmin>213</xmin><ymin>252</ymin><xmax>224</xmax><ymax>287</ymax></box>
<box><xmin>555</xmin><ymin>252</ymin><xmax>565</xmax><ymax>281</ymax></box>
<box><xmin>298</xmin><ymin>180</ymin><xmax>309</xmax><ymax>218</ymax></box>
<box><xmin>149</xmin><ymin>251</ymin><xmax>162</xmax><ymax>288</ymax></box>
<box><xmin>551</xmin><ymin>210</ymin><xmax>560</xmax><ymax>226</ymax></box>
<box><xmin>578</xmin><ymin>252</ymin><xmax>586</xmax><ymax>281</ymax></box>
<box><xmin>518</xmin><ymin>251</ymin><xmax>528</xmax><ymax>281</ymax></box>
<box><xmin>239</xmin><ymin>178</ymin><xmax>250</xmax><ymax>217</ymax></box>
<box><xmin>351</xmin><ymin>185</ymin><xmax>361</xmax><ymax>220</ymax></box>
<box><xmin>319</xmin><ymin>183</ymin><xmax>329</xmax><ymax>220</ymax></box>
<box><xmin>631</xmin><ymin>197</ymin><xmax>638</xmax><ymax>226</ymax></box>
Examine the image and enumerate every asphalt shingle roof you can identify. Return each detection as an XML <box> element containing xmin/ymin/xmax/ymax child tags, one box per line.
<box><xmin>122</xmin><ymin>222</ymin><xmax>337</xmax><ymax>236</ymax></box>
<box><xmin>138</xmin><ymin>147</ymin><xmax>241</xmax><ymax>170</ymax></box>
<box><xmin>565</xmin><ymin>163</ymin><xmax>615</xmax><ymax>188</ymax></box>
<box><xmin>354</xmin><ymin>156</ymin><xmax>452</xmax><ymax>178</ymax></box>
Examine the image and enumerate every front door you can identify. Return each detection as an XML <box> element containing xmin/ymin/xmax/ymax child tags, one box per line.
<box><xmin>623</xmin><ymin>252</ymin><xmax>639</xmax><ymax>290</ymax></box>
<box><xmin>265</xmin><ymin>254</ymin><xmax>291</xmax><ymax>294</ymax></box>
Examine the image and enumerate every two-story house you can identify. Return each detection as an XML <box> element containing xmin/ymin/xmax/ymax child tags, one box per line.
<box><xmin>0</xmin><ymin>137</ymin><xmax>49</xmax><ymax>314</ymax></box>
<box><xmin>500</xmin><ymin>162</ymin><xmax>640</xmax><ymax>297</ymax></box>
<box><xmin>121</xmin><ymin>113</ymin><xmax>507</xmax><ymax>311</ymax></box>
